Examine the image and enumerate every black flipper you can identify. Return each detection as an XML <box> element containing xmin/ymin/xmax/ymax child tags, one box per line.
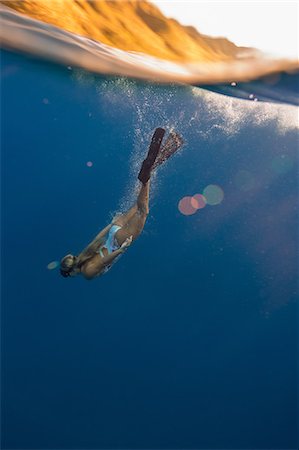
<box><xmin>138</xmin><ymin>127</ymin><xmax>165</xmax><ymax>184</ymax></box>
<box><xmin>152</xmin><ymin>131</ymin><xmax>184</xmax><ymax>170</ymax></box>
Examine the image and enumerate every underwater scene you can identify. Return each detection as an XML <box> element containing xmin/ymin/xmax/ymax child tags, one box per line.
<box><xmin>1</xmin><ymin>2</ymin><xmax>298</xmax><ymax>449</ymax></box>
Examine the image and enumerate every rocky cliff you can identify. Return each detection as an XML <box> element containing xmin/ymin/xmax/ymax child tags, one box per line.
<box><xmin>0</xmin><ymin>0</ymin><xmax>247</xmax><ymax>61</ymax></box>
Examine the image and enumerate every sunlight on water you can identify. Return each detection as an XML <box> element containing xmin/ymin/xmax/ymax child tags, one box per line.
<box><xmin>191</xmin><ymin>87</ymin><xmax>299</xmax><ymax>136</ymax></box>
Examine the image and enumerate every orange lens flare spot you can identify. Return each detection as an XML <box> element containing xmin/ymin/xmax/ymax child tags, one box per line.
<box><xmin>191</xmin><ymin>194</ymin><xmax>207</xmax><ymax>209</ymax></box>
<box><xmin>178</xmin><ymin>196</ymin><xmax>197</xmax><ymax>215</ymax></box>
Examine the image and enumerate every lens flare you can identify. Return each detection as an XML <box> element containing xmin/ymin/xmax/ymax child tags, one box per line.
<box><xmin>47</xmin><ymin>261</ymin><xmax>59</xmax><ymax>270</ymax></box>
<box><xmin>86</xmin><ymin>161</ymin><xmax>93</xmax><ymax>167</ymax></box>
<box><xmin>178</xmin><ymin>196</ymin><xmax>198</xmax><ymax>215</ymax></box>
<box><xmin>42</xmin><ymin>98</ymin><xmax>49</xmax><ymax>104</ymax></box>
<box><xmin>191</xmin><ymin>193</ymin><xmax>207</xmax><ymax>209</ymax></box>
<box><xmin>203</xmin><ymin>184</ymin><xmax>224</xmax><ymax>205</ymax></box>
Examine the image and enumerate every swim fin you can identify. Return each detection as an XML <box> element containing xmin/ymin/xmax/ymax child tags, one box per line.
<box><xmin>138</xmin><ymin>127</ymin><xmax>165</xmax><ymax>184</ymax></box>
<box><xmin>152</xmin><ymin>130</ymin><xmax>184</xmax><ymax>170</ymax></box>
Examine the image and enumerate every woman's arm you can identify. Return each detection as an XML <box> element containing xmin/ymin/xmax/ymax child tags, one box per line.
<box><xmin>81</xmin><ymin>236</ymin><xmax>132</xmax><ymax>279</ymax></box>
<box><xmin>101</xmin><ymin>248</ymin><xmax>124</xmax><ymax>266</ymax></box>
<box><xmin>81</xmin><ymin>248</ymin><xmax>123</xmax><ymax>279</ymax></box>
<box><xmin>101</xmin><ymin>236</ymin><xmax>132</xmax><ymax>267</ymax></box>
<box><xmin>77</xmin><ymin>223</ymin><xmax>112</xmax><ymax>261</ymax></box>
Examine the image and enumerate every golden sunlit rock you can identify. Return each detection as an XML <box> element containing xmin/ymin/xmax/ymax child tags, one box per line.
<box><xmin>0</xmin><ymin>0</ymin><xmax>245</xmax><ymax>62</ymax></box>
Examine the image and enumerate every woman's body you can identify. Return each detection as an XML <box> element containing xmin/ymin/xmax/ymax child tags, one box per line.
<box><xmin>80</xmin><ymin>182</ymin><xmax>150</xmax><ymax>279</ymax></box>
<box><xmin>60</xmin><ymin>128</ymin><xmax>183</xmax><ymax>280</ymax></box>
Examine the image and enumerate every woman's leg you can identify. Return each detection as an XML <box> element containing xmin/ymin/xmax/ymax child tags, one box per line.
<box><xmin>115</xmin><ymin>182</ymin><xmax>150</xmax><ymax>245</ymax></box>
<box><xmin>112</xmin><ymin>205</ymin><xmax>138</xmax><ymax>227</ymax></box>
<box><xmin>136</xmin><ymin>180</ymin><xmax>150</xmax><ymax>215</ymax></box>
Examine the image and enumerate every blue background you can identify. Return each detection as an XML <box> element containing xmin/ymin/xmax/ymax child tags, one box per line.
<box><xmin>1</xmin><ymin>50</ymin><xmax>298</xmax><ymax>449</ymax></box>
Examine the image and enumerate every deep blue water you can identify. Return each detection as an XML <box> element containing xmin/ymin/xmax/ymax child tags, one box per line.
<box><xmin>1</xmin><ymin>50</ymin><xmax>298</xmax><ymax>449</ymax></box>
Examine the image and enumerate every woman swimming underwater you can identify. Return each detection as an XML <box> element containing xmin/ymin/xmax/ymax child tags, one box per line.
<box><xmin>60</xmin><ymin>128</ymin><xmax>183</xmax><ymax>280</ymax></box>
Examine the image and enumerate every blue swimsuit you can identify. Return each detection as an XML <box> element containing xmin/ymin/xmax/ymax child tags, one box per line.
<box><xmin>98</xmin><ymin>225</ymin><xmax>122</xmax><ymax>274</ymax></box>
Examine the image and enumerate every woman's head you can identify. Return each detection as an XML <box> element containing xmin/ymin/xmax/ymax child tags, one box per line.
<box><xmin>60</xmin><ymin>254</ymin><xmax>77</xmax><ymax>277</ymax></box>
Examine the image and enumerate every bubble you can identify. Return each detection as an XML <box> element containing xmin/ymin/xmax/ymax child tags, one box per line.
<box><xmin>231</xmin><ymin>82</ymin><xmax>237</xmax><ymax>87</ymax></box>
<box><xmin>271</xmin><ymin>154</ymin><xmax>294</xmax><ymax>174</ymax></box>
<box><xmin>47</xmin><ymin>261</ymin><xmax>59</xmax><ymax>270</ymax></box>
<box><xmin>191</xmin><ymin>194</ymin><xmax>207</xmax><ymax>209</ymax></box>
<box><xmin>86</xmin><ymin>161</ymin><xmax>93</xmax><ymax>167</ymax></box>
<box><xmin>234</xmin><ymin>170</ymin><xmax>256</xmax><ymax>191</ymax></box>
<box><xmin>42</xmin><ymin>98</ymin><xmax>49</xmax><ymax>104</ymax></box>
<box><xmin>203</xmin><ymin>184</ymin><xmax>224</xmax><ymax>205</ymax></box>
<box><xmin>178</xmin><ymin>196</ymin><xmax>198</xmax><ymax>215</ymax></box>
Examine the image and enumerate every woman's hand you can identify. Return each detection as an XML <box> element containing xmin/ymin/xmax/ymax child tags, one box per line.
<box><xmin>121</xmin><ymin>235</ymin><xmax>133</xmax><ymax>251</ymax></box>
